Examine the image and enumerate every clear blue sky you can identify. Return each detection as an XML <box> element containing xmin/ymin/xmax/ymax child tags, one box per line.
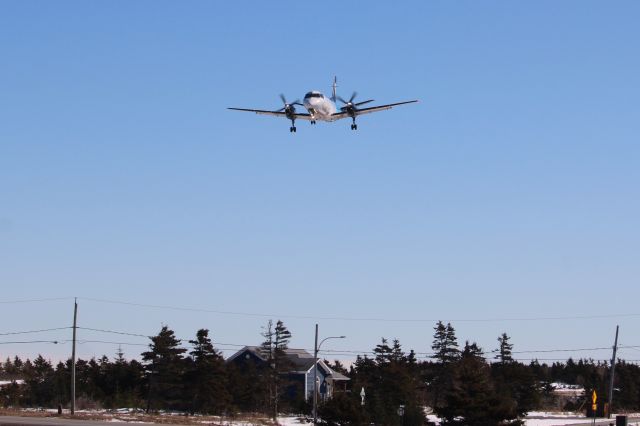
<box><xmin>1</xmin><ymin>1</ymin><xmax>639</xmax><ymax>364</ymax></box>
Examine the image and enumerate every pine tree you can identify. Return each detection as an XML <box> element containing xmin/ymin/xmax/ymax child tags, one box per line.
<box><xmin>23</xmin><ymin>355</ymin><xmax>55</xmax><ymax>406</ymax></box>
<box><xmin>186</xmin><ymin>329</ymin><xmax>230</xmax><ymax>414</ymax></box>
<box><xmin>142</xmin><ymin>326</ymin><xmax>187</xmax><ymax>412</ymax></box>
<box><xmin>438</xmin><ymin>342</ymin><xmax>523</xmax><ymax>426</ymax></box>
<box><xmin>432</xmin><ymin>321</ymin><xmax>460</xmax><ymax>364</ymax></box>
<box><xmin>495</xmin><ymin>332</ymin><xmax>514</xmax><ymax>363</ymax></box>
<box><xmin>429</xmin><ymin>321</ymin><xmax>460</xmax><ymax>410</ymax></box>
<box><xmin>13</xmin><ymin>356</ymin><xmax>23</xmax><ymax>373</ymax></box>
<box><xmin>350</xmin><ymin>338</ymin><xmax>424</xmax><ymax>426</ymax></box>
<box><xmin>373</xmin><ymin>338</ymin><xmax>393</xmax><ymax>365</ymax></box>
<box><xmin>260</xmin><ymin>319</ymin><xmax>292</xmax><ymax>420</ymax></box>
<box><xmin>462</xmin><ymin>340</ymin><xmax>484</xmax><ymax>359</ymax></box>
<box><xmin>325</xmin><ymin>359</ymin><xmax>349</xmax><ymax>375</ymax></box>
<box><xmin>491</xmin><ymin>333</ymin><xmax>538</xmax><ymax>417</ymax></box>
<box><xmin>104</xmin><ymin>347</ymin><xmax>144</xmax><ymax>409</ymax></box>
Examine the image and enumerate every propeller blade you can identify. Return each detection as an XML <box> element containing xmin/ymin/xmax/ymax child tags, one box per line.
<box><xmin>355</xmin><ymin>99</ymin><xmax>374</xmax><ymax>107</ymax></box>
<box><xmin>349</xmin><ymin>92</ymin><xmax>357</xmax><ymax>103</ymax></box>
<box><xmin>277</xmin><ymin>107</ymin><xmax>286</xmax><ymax>112</ymax></box>
<box><xmin>291</xmin><ymin>99</ymin><xmax>302</xmax><ymax>106</ymax></box>
<box><xmin>280</xmin><ymin>94</ymin><xmax>287</xmax><ymax>104</ymax></box>
<box><xmin>337</xmin><ymin>96</ymin><xmax>349</xmax><ymax>105</ymax></box>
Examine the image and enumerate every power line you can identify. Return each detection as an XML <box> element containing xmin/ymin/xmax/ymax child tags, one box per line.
<box><xmin>512</xmin><ymin>347</ymin><xmax>612</xmax><ymax>354</ymax></box>
<box><xmin>74</xmin><ymin>326</ymin><xmax>640</xmax><ymax>358</ymax></box>
<box><xmin>0</xmin><ymin>340</ymin><xmax>64</xmax><ymax>345</ymax></box>
<box><xmin>0</xmin><ymin>297</ymin><xmax>74</xmax><ymax>304</ymax></box>
<box><xmin>0</xmin><ymin>297</ymin><xmax>73</xmax><ymax>304</ymax></box>
<box><xmin>3</xmin><ymin>295</ymin><xmax>639</xmax><ymax>324</ymax></box>
<box><xmin>77</xmin><ymin>327</ymin><xmax>149</xmax><ymax>338</ymax></box>
<box><xmin>78</xmin><ymin>296</ymin><xmax>640</xmax><ymax>323</ymax></box>
<box><xmin>77</xmin><ymin>340</ymin><xmax>148</xmax><ymax>347</ymax></box>
<box><xmin>0</xmin><ymin>327</ymin><xmax>71</xmax><ymax>336</ymax></box>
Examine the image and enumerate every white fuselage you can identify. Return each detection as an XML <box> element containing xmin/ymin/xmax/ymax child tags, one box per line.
<box><xmin>303</xmin><ymin>91</ymin><xmax>338</xmax><ymax>121</ymax></box>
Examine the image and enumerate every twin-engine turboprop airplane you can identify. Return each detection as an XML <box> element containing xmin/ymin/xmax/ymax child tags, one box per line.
<box><xmin>228</xmin><ymin>77</ymin><xmax>418</xmax><ymax>132</ymax></box>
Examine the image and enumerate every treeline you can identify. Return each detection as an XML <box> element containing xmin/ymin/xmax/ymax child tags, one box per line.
<box><xmin>1</xmin><ymin>321</ymin><xmax>639</xmax><ymax>426</ymax></box>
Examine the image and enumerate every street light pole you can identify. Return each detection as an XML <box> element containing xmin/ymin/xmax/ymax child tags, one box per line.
<box><xmin>312</xmin><ymin>324</ymin><xmax>345</xmax><ymax>426</ymax></box>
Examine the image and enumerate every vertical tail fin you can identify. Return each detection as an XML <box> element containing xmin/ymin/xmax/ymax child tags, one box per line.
<box><xmin>331</xmin><ymin>76</ymin><xmax>338</xmax><ymax>102</ymax></box>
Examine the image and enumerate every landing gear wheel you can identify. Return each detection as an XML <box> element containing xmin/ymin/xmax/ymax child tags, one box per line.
<box><xmin>290</xmin><ymin>126</ymin><xmax>297</xmax><ymax>133</ymax></box>
<box><xmin>351</xmin><ymin>124</ymin><xmax>358</xmax><ymax>130</ymax></box>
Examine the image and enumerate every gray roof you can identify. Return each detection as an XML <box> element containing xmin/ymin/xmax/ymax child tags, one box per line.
<box><xmin>227</xmin><ymin>346</ymin><xmax>349</xmax><ymax>381</ymax></box>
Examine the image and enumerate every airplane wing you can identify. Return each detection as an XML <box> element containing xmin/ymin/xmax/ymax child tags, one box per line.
<box><xmin>331</xmin><ymin>100</ymin><xmax>418</xmax><ymax>120</ymax></box>
<box><xmin>227</xmin><ymin>108</ymin><xmax>312</xmax><ymax>121</ymax></box>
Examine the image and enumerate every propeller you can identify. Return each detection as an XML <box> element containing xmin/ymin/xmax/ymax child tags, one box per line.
<box><xmin>338</xmin><ymin>92</ymin><xmax>374</xmax><ymax>112</ymax></box>
<box><xmin>337</xmin><ymin>92</ymin><xmax>357</xmax><ymax>108</ymax></box>
<box><xmin>277</xmin><ymin>94</ymin><xmax>302</xmax><ymax>113</ymax></box>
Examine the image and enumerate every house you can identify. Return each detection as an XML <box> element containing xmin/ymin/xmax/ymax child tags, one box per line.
<box><xmin>227</xmin><ymin>346</ymin><xmax>349</xmax><ymax>401</ymax></box>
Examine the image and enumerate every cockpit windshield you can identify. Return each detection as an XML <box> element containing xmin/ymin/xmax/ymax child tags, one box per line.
<box><xmin>304</xmin><ymin>92</ymin><xmax>323</xmax><ymax>99</ymax></box>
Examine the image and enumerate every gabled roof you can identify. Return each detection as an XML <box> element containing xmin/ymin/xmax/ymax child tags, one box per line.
<box><xmin>226</xmin><ymin>346</ymin><xmax>349</xmax><ymax>381</ymax></box>
<box><xmin>226</xmin><ymin>346</ymin><xmax>267</xmax><ymax>363</ymax></box>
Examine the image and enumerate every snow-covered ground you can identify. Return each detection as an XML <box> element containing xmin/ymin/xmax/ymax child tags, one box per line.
<box><xmin>524</xmin><ymin>413</ymin><xmax>598</xmax><ymax>426</ymax></box>
<box><xmin>215</xmin><ymin>412</ymin><xmax>640</xmax><ymax>426</ymax></box>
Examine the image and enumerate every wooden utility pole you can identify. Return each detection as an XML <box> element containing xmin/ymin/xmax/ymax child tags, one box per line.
<box><xmin>607</xmin><ymin>325</ymin><xmax>619</xmax><ymax>418</ymax></box>
<box><xmin>71</xmin><ymin>298</ymin><xmax>78</xmax><ymax>415</ymax></box>
<box><xmin>313</xmin><ymin>323</ymin><xmax>319</xmax><ymax>426</ymax></box>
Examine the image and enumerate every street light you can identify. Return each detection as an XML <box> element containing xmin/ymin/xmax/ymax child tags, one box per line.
<box><xmin>313</xmin><ymin>324</ymin><xmax>346</xmax><ymax>426</ymax></box>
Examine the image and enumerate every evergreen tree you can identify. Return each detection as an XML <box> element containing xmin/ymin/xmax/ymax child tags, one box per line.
<box><xmin>431</xmin><ymin>321</ymin><xmax>460</xmax><ymax>364</ymax></box>
<box><xmin>614</xmin><ymin>361</ymin><xmax>640</xmax><ymax>411</ymax></box>
<box><xmin>430</xmin><ymin>321</ymin><xmax>460</xmax><ymax>409</ymax></box>
<box><xmin>227</xmin><ymin>357</ymin><xmax>266</xmax><ymax>413</ymax></box>
<box><xmin>350</xmin><ymin>338</ymin><xmax>423</xmax><ymax>426</ymax></box>
<box><xmin>53</xmin><ymin>361</ymin><xmax>70</xmax><ymax>408</ymax></box>
<box><xmin>260</xmin><ymin>319</ymin><xmax>292</xmax><ymax>419</ymax></box>
<box><xmin>186</xmin><ymin>329</ymin><xmax>230</xmax><ymax>414</ymax></box>
<box><xmin>373</xmin><ymin>338</ymin><xmax>393</xmax><ymax>365</ymax></box>
<box><xmin>318</xmin><ymin>392</ymin><xmax>367</xmax><ymax>426</ymax></box>
<box><xmin>438</xmin><ymin>342</ymin><xmax>521</xmax><ymax>426</ymax></box>
<box><xmin>14</xmin><ymin>356</ymin><xmax>24</xmax><ymax>371</ymax></box>
<box><xmin>103</xmin><ymin>348</ymin><xmax>145</xmax><ymax>409</ymax></box>
<box><xmin>462</xmin><ymin>340</ymin><xmax>484</xmax><ymax>359</ymax></box>
<box><xmin>325</xmin><ymin>359</ymin><xmax>349</xmax><ymax>376</ymax></box>
<box><xmin>141</xmin><ymin>326</ymin><xmax>187</xmax><ymax>412</ymax></box>
<box><xmin>495</xmin><ymin>332</ymin><xmax>514</xmax><ymax>363</ymax></box>
<box><xmin>491</xmin><ymin>335</ymin><xmax>538</xmax><ymax>417</ymax></box>
<box><xmin>491</xmin><ymin>361</ymin><xmax>538</xmax><ymax>419</ymax></box>
<box><xmin>23</xmin><ymin>355</ymin><xmax>55</xmax><ymax>407</ymax></box>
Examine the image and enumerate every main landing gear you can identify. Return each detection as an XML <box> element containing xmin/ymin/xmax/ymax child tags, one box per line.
<box><xmin>289</xmin><ymin>126</ymin><xmax>296</xmax><ymax>132</ymax></box>
<box><xmin>311</xmin><ymin>120</ymin><xmax>317</xmax><ymax>125</ymax></box>
<box><xmin>350</xmin><ymin>117</ymin><xmax>358</xmax><ymax>130</ymax></box>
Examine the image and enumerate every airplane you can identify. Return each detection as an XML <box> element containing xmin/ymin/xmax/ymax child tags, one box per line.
<box><xmin>228</xmin><ymin>77</ymin><xmax>418</xmax><ymax>132</ymax></box>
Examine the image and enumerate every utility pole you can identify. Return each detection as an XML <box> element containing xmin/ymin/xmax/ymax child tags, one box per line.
<box><xmin>71</xmin><ymin>298</ymin><xmax>78</xmax><ymax>415</ymax></box>
<box><xmin>607</xmin><ymin>325</ymin><xmax>619</xmax><ymax>418</ymax></box>
<box><xmin>313</xmin><ymin>324</ymin><xmax>319</xmax><ymax>426</ymax></box>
